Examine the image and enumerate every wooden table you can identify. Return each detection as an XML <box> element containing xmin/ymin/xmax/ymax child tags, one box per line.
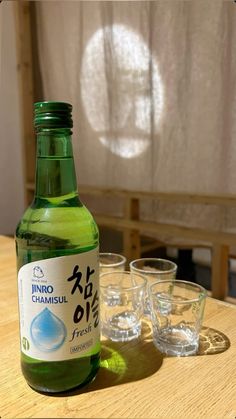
<box><xmin>1</xmin><ymin>235</ymin><xmax>236</xmax><ymax>418</ymax></box>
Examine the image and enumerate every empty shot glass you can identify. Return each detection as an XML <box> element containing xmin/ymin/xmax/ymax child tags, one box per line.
<box><xmin>100</xmin><ymin>271</ymin><xmax>147</xmax><ymax>342</ymax></box>
<box><xmin>150</xmin><ymin>280</ymin><xmax>207</xmax><ymax>356</ymax></box>
<box><xmin>130</xmin><ymin>258</ymin><xmax>177</xmax><ymax>316</ymax></box>
<box><xmin>99</xmin><ymin>253</ymin><xmax>126</xmax><ymax>274</ymax></box>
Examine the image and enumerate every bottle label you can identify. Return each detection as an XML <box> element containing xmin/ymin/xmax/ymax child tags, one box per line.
<box><xmin>18</xmin><ymin>248</ymin><xmax>100</xmax><ymax>361</ymax></box>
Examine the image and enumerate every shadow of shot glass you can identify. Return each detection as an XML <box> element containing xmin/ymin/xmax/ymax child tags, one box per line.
<box><xmin>197</xmin><ymin>326</ymin><xmax>230</xmax><ymax>356</ymax></box>
<box><xmin>150</xmin><ymin>326</ymin><xmax>230</xmax><ymax>359</ymax></box>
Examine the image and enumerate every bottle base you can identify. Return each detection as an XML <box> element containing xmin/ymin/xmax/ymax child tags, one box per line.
<box><xmin>28</xmin><ymin>368</ymin><xmax>99</xmax><ymax>395</ymax></box>
<box><xmin>22</xmin><ymin>352</ymin><xmax>100</xmax><ymax>394</ymax></box>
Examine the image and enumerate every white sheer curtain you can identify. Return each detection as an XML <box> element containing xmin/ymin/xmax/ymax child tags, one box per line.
<box><xmin>35</xmin><ymin>0</ymin><xmax>236</xmax><ymax>233</ymax></box>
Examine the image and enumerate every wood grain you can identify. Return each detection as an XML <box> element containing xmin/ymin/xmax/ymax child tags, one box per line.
<box><xmin>14</xmin><ymin>1</ymin><xmax>35</xmax><ymax>205</ymax></box>
<box><xmin>27</xmin><ymin>182</ymin><xmax>236</xmax><ymax>207</ymax></box>
<box><xmin>123</xmin><ymin>197</ymin><xmax>140</xmax><ymax>263</ymax></box>
<box><xmin>211</xmin><ymin>244</ymin><xmax>229</xmax><ymax>300</ymax></box>
<box><xmin>94</xmin><ymin>213</ymin><xmax>236</xmax><ymax>247</ymax></box>
<box><xmin>1</xmin><ymin>236</ymin><xmax>236</xmax><ymax>418</ymax></box>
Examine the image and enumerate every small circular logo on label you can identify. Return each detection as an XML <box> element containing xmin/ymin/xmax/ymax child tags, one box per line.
<box><xmin>33</xmin><ymin>266</ymin><xmax>44</xmax><ymax>278</ymax></box>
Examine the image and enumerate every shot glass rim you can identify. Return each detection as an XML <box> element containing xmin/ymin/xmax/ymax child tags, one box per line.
<box><xmin>99</xmin><ymin>252</ymin><xmax>127</xmax><ymax>267</ymax></box>
<box><xmin>100</xmin><ymin>270</ymin><xmax>147</xmax><ymax>291</ymax></box>
<box><xmin>130</xmin><ymin>257</ymin><xmax>177</xmax><ymax>274</ymax></box>
<box><xmin>149</xmin><ymin>279</ymin><xmax>207</xmax><ymax>304</ymax></box>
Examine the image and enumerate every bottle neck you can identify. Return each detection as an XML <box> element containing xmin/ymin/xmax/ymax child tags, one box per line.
<box><xmin>34</xmin><ymin>128</ymin><xmax>79</xmax><ymax>203</ymax></box>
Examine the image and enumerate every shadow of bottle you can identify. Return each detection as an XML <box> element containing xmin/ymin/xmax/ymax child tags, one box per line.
<box><xmin>83</xmin><ymin>338</ymin><xmax>163</xmax><ymax>393</ymax></box>
<box><xmin>63</xmin><ymin>320</ymin><xmax>162</xmax><ymax>396</ymax></box>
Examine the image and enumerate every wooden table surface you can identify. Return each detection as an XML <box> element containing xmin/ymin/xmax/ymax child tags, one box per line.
<box><xmin>1</xmin><ymin>235</ymin><xmax>236</xmax><ymax>419</ymax></box>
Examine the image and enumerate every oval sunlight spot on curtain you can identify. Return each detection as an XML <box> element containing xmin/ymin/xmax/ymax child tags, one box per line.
<box><xmin>81</xmin><ymin>24</ymin><xmax>164</xmax><ymax>159</ymax></box>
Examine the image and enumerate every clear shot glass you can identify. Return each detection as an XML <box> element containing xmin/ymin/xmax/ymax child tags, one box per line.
<box><xmin>150</xmin><ymin>279</ymin><xmax>207</xmax><ymax>356</ymax></box>
<box><xmin>100</xmin><ymin>271</ymin><xmax>147</xmax><ymax>342</ymax></box>
<box><xmin>99</xmin><ymin>252</ymin><xmax>126</xmax><ymax>274</ymax></box>
<box><xmin>130</xmin><ymin>258</ymin><xmax>177</xmax><ymax>316</ymax></box>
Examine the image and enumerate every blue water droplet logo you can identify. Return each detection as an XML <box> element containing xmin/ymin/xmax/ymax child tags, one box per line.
<box><xmin>30</xmin><ymin>308</ymin><xmax>67</xmax><ymax>352</ymax></box>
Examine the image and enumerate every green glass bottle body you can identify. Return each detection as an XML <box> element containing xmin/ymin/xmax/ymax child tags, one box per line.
<box><xmin>15</xmin><ymin>103</ymin><xmax>100</xmax><ymax>393</ymax></box>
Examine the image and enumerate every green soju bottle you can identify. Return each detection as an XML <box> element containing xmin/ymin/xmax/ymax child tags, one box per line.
<box><xmin>16</xmin><ymin>101</ymin><xmax>100</xmax><ymax>393</ymax></box>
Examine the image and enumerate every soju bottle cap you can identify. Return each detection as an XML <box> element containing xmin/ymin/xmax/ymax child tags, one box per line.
<box><xmin>34</xmin><ymin>101</ymin><xmax>73</xmax><ymax>129</ymax></box>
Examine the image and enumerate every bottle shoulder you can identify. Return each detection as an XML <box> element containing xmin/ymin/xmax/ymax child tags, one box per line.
<box><xmin>17</xmin><ymin>201</ymin><xmax>96</xmax><ymax>223</ymax></box>
<box><xmin>16</xmin><ymin>203</ymin><xmax>99</xmax><ymax>249</ymax></box>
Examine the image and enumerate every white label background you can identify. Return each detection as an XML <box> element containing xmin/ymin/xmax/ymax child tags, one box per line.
<box><xmin>18</xmin><ymin>248</ymin><xmax>100</xmax><ymax>361</ymax></box>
